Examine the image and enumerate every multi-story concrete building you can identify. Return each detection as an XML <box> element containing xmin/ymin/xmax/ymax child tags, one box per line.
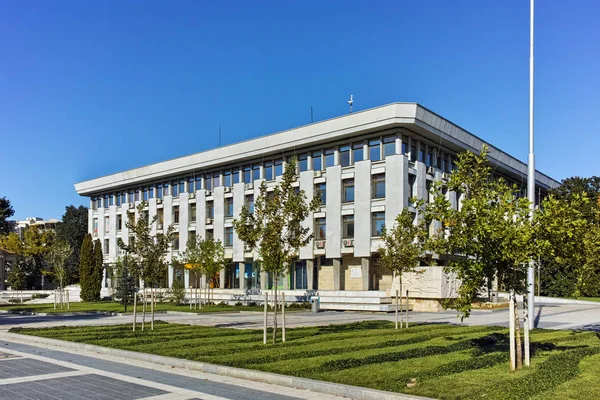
<box><xmin>74</xmin><ymin>103</ymin><xmax>559</xmax><ymax>311</ymax></box>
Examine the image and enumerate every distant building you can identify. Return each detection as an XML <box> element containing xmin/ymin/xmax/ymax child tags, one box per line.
<box><xmin>0</xmin><ymin>249</ymin><xmax>17</xmax><ymax>290</ymax></box>
<box><xmin>12</xmin><ymin>217</ymin><xmax>60</xmax><ymax>239</ymax></box>
<box><xmin>74</xmin><ymin>103</ymin><xmax>559</xmax><ymax>311</ymax></box>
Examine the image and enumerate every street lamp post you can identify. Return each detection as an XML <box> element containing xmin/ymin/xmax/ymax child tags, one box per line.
<box><xmin>527</xmin><ymin>0</ymin><xmax>536</xmax><ymax>330</ymax></box>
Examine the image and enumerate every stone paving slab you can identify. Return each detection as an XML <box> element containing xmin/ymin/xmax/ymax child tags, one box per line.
<box><xmin>0</xmin><ymin>358</ymin><xmax>73</xmax><ymax>379</ymax></box>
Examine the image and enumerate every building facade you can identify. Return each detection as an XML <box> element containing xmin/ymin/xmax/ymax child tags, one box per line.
<box><xmin>74</xmin><ymin>103</ymin><xmax>559</xmax><ymax>310</ymax></box>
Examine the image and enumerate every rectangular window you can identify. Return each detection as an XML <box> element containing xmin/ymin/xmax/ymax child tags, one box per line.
<box><xmin>128</xmin><ymin>212</ymin><xmax>135</xmax><ymax>227</ymax></box>
<box><xmin>383</xmin><ymin>136</ymin><xmax>396</xmax><ymax>157</ymax></box>
<box><xmin>172</xmin><ymin>232</ymin><xmax>180</xmax><ymax>251</ymax></box>
<box><xmin>213</xmin><ymin>174</ymin><xmax>220</xmax><ymax>188</ymax></box>
<box><xmin>104</xmin><ymin>216</ymin><xmax>110</xmax><ymax>233</ymax></box>
<box><xmin>369</xmin><ymin>139</ymin><xmax>381</xmax><ymax>162</ymax></box>
<box><xmin>353</xmin><ymin>142</ymin><xmax>364</xmax><ymax>163</ymax></box>
<box><xmin>93</xmin><ymin>218</ymin><xmax>98</xmax><ymax>234</ymax></box>
<box><xmin>206</xmin><ymin>229</ymin><xmax>214</xmax><ymax>240</ymax></box>
<box><xmin>172</xmin><ymin>182</ymin><xmax>179</xmax><ymax>196</ymax></box>
<box><xmin>109</xmin><ymin>194</ymin><xmax>114</xmax><ymax>207</ymax></box>
<box><xmin>190</xmin><ymin>203</ymin><xmax>196</xmax><ymax>222</ymax></box>
<box><xmin>223</xmin><ymin>171</ymin><xmax>231</xmax><ymax>187</ymax></box>
<box><xmin>128</xmin><ymin>190</ymin><xmax>134</xmax><ymax>203</ymax></box>
<box><xmin>343</xmin><ymin>179</ymin><xmax>354</xmax><ymax>202</ymax></box>
<box><xmin>233</xmin><ymin>170</ymin><xmax>240</xmax><ymax>184</ymax></box>
<box><xmin>205</xmin><ymin>175</ymin><xmax>212</xmax><ymax>191</ymax></box>
<box><xmin>157</xmin><ymin>208</ymin><xmax>164</xmax><ymax>227</ymax></box>
<box><xmin>312</xmin><ymin>151</ymin><xmax>322</xmax><ymax>171</ymax></box>
<box><xmin>419</xmin><ymin>149</ymin><xmax>425</xmax><ymax>163</ymax></box>
<box><xmin>441</xmin><ymin>158</ymin><xmax>447</xmax><ymax>172</ymax></box>
<box><xmin>243</xmin><ymin>166</ymin><xmax>251</xmax><ymax>183</ymax></box>
<box><xmin>371</xmin><ymin>173</ymin><xmax>385</xmax><ymax>199</ymax></box>
<box><xmin>142</xmin><ymin>189</ymin><xmax>148</xmax><ymax>201</ymax></box>
<box><xmin>148</xmin><ymin>186</ymin><xmax>154</xmax><ymax>199</ymax></box>
<box><xmin>264</xmin><ymin>162</ymin><xmax>273</xmax><ymax>180</ymax></box>
<box><xmin>298</xmin><ymin>154</ymin><xmax>308</xmax><ymax>172</ymax></box>
<box><xmin>339</xmin><ymin>145</ymin><xmax>350</xmax><ymax>167</ymax></box>
<box><xmin>436</xmin><ymin>156</ymin><xmax>441</xmax><ymax>169</ymax></box>
<box><xmin>324</xmin><ymin>149</ymin><xmax>335</xmax><ymax>168</ymax></box>
<box><xmin>206</xmin><ymin>201</ymin><xmax>214</xmax><ymax>219</ymax></box>
<box><xmin>225</xmin><ymin>227</ymin><xmax>233</xmax><ymax>247</ymax></box>
<box><xmin>104</xmin><ymin>239</ymin><xmax>109</xmax><ymax>255</ymax></box>
<box><xmin>196</xmin><ymin>176</ymin><xmax>202</xmax><ymax>191</ymax></box>
<box><xmin>157</xmin><ymin>185</ymin><xmax>163</xmax><ymax>199</ymax></box>
<box><xmin>402</xmin><ymin>142</ymin><xmax>408</xmax><ymax>155</ymax></box>
<box><xmin>117</xmin><ymin>215</ymin><xmax>122</xmax><ymax>231</ymax></box>
<box><xmin>342</xmin><ymin>215</ymin><xmax>354</xmax><ymax>238</ymax></box>
<box><xmin>179</xmin><ymin>180</ymin><xmax>185</xmax><ymax>194</ymax></box>
<box><xmin>116</xmin><ymin>192</ymin><xmax>121</xmax><ymax>206</ymax></box>
<box><xmin>173</xmin><ymin>206</ymin><xmax>180</xmax><ymax>224</ymax></box>
<box><xmin>372</xmin><ymin>212</ymin><xmax>385</xmax><ymax>236</ymax></box>
<box><xmin>252</xmin><ymin>165</ymin><xmax>260</xmax><ymax>180</ymax></box>
<box><xmin>163</xmin><ymin>183</ymin><xmax>169</xmax><ymax>197</ymax></box>
<box><xmin>426</xmin><ymin>152</ymin><xmax>432</xmax><ymax>167</ymax></box>
<box><xmin>315</xmin><ymin>218</ymin><xmax>326</xmax><ymax>240</ymax></box>
<box><xmin>315</xmin><ymin>183</ymin><xmax>326</xmax><ymax>205</ymax></box>
<box><xmin>245</xmin><ymin>195</ymin><xmax>254</xmax><ymax>214</ymax></box>
<box><xmin>225</xmin><ymin>198</ymin><xmax>233</xmax><ymax>217</ymax></box>
<box><xmin>411</xmin><ymin>146</ymin><xmax>417</xmax><ymax>162</ymax></box>
<box><xmin>188</xmin><ymin>177</ymin><xmax>195</xmax><ymax>193</ymax></box>
<box><xmin>409</xmin><ymin>174</ymin><xmax>417</xmax><ymax>199</ymax></box>
<box><xmin>275</xmin><ymin>160</ymin><xmax>283</xmax><ymax>177</ymax></box>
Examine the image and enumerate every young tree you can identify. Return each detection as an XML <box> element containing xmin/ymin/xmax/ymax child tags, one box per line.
<box><xmin>91</xmin><ymin>239</ymin><xmax>104</xmax><ymax>301</ymax></box>
<box><xmin>55</xmin><ymin>205</ymin><xmax>88</xmax><ymax>283</ymax></box>
<box><xmin>7</xmin><ymin>261</ymin><xmax>27</xmax><ymax>302</ymax></box>
<box><xmin>201</xmin><ymin>237</ymin><xmax>225</xmax><ymax>305</ymax></box>
<box><xmin>46</xmin><ymin>240</ymin><xmax>73</xmax><ymax>308</ymax></box>
<box><xmin>179</xmin><ymin>235</ymin><xmax>205</xmax><ymax>308</ymax></box>
<box><xmin>423</xmin><ymin>145</ymin><xmax>538</xmax><ymax>370</ymax></box>
<box><xmin>377</xmin><ymin>208</ymin><xmax>428</xmax><ymax>329</ymax></box>
<box><xmin>233</xmin><ymin>156</ymin><xmax>320</xmax><ymax>343</ymax></box>
<box><xmin>79</xmin><ymin>234</ymin><xmax>94</xmax><ymax>301</ymax></box>
<box><xmin>0</xmin><ymin>196</ymin><xmax>15</xmax><ymax>235</ymax></box>
<box><xmin>114</xmin><ymin>255</ymin><xmax>135</xmax><ymax>312</ymax></box>
<box><xmin>118</xmin><ymin>202</ymin><xmax>174</xmax><ymax>331</ymax></box>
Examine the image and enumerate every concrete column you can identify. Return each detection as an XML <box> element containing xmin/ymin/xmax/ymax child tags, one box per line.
<box><xmin>239</xmin><ymin>262</ymin><xmax>246</xmax><ymax>290</ymax></box>
<box><xmin>354</xmin><ymin>160</ymin><xmax>372</xmax><ymax>257</ymax></box>
<box><xmin>283</xmin><ymin>267</ymin><xmax>290</xmax><ymax>290</ymax></box>
<box><xmin>102</xmin><ymin>266</ymin><xmax>108</xmax><ymax>289</ymax></box>
<box><xmin>232</xmin><ymin>183</ymin><xmax>245</xmax><ymax>262</ymax></box>
<box><xmin>332</xmin><ymin>258</ymin><xmax>341</xmax><ymax>291</ymax></box>
<box><xmin>260</xmin><ymin>271</ymin><xmax>267</xmax><ymax>290</ymax></box>
<box><xmin>219</xmin><ymin>267</ymin><xmax>225</xmax><ymax>289</ymax></box>
<box><xmin>326</xmin><ymin>165</ymin><xmax>342</xmax><ymax>259</ymax></box>
<box><xmin>299</xmin><ymin>171</ymin><xmax>315</xmax><ymax>260</ymax></box>
<box><xmin>306</xmin><ymin>259</ymin><xmax>314</xmax><ymax>290</ymax></box>
<box><xmin>168</xmin><ymin>264</ymin><xmax>174</xmax><ymax>288</ymax></box>
<box><xmin>361</xmin><ymin>257</ymin><xmax>370</xmax><ymax>291</ymax></box>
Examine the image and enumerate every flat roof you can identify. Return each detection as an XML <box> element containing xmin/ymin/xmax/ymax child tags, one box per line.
<box><xmin>74</xmin><ymin>102</ymin><xmax>559</xmax><ymax>196</ymax></box>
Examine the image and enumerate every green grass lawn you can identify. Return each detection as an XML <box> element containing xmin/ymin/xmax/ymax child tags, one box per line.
<box><xmin>0</xmin><ymin>301</ymin><xmax>267</xmax><ymax>314</ymax></box>
<box><xmin>11</xmin><ymin>321</ymin><xmax>600</xmax><ymax>399</ymax></box>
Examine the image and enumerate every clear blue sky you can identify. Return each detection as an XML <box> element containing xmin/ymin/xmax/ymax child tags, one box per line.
<box><xmin>1</xmin><ymin>0</ymin><xmax>599</xmax><ymax>220</ymax></box>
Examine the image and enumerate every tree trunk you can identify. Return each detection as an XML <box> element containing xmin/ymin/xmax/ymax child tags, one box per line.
<box><xmin>142</xmin><ymin>287</ymin><xmax>146</xmax><ymax>331</ymax></box>
<box><xmin>151</xmin><ymin>288</ymin><xmax>155</xmax><ymax>331</ymax></box>
<box><xmin>509</xmin><ymin>289</ymin><xmax>516</xmax><ymax>371</ymax></box>
<box><xmin>282</xmin><ymin>291</ymin><xmax>286</xmax><ymax>343</ymax></box>
<box><xmin>133</xmin><ymin>292</ymin><xmax>137</xmax><ymax>332</ymax></box>
<box><xmin>272</xmin><ymin>284</ymin><xmax>278</xmax><ymax>344</ymax></box>
<box><xmin>514</xmin><ymin>292</ymin><xmax>523</xmax><ymax>370</ymax></box>
<box><xmin>523</xmin><ymin>294</ymin><xmax>531</xmax><ymax>367</ymax></box>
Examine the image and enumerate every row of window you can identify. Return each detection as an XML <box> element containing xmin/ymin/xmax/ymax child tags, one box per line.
<box><xmin>92</xmin><ymin>133</ymin><xmax>457</xmax><ymax>209</ymax></box>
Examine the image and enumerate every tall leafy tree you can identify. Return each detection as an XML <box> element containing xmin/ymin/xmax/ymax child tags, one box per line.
<box><xmin>0</xmin><ymin>196</ymin><xmax>15</xmax><ymax>235</ymax></box>
<box><xmin>0</xmin><ymin>226</ymin><xmax>53</xmax><ymax>288</ymax></box>
<box><xmin>118</xmin><ymin>201</ymin><xmax>174</xmax><ymax>330</ymax></box>
<box><xmin>91</xmin><ymin>239</ymin><xmax>104</xmax><ymax>301</ymax></box>
<box><xmin>46</xmin><ymin>239</ymin><xmax>73</xmax><ymax>306</ymax></box>
<box><xmin>178</xmin><ymin>235</ymin><xmax>224</xmax><ymax>307</ymax></box>
<box><xmin>79</xmin><ymin>234</ymin><xmax>94</xmax><ymax>301</ymax></box>
<box><xmin>55</xmin><ymin>205</ymin><xmax>88</xmax><ymax>283</ymax></box>
<box><xmin>423</xmin><ymin>145</ymin><xmax>538</xmax><ymax>370</ymax></box>
<box><xmin>377</xmin><ymin>208</ymin><xmax>428</xmax><ymax>328</ymax></box>
<box><xmin>233</xmin><ymin>156</ymin><xmax>320</xmax><ymax>343</ymax></box>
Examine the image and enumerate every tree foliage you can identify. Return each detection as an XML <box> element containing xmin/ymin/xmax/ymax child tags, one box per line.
<box><xmin>233</xmin><ymin>156</ymin><xmax>320</xmax><ymax>343</ymax></box>
<box><xmin>46</xmin><ymin>239</ymin><xmax>72</xmax><ymax>290</ymax></box>
<box><xmin>377</xmin><ymin>208</ymin><xmax>428</xmax><ymax>285</ymax></box>
<box><xmin>0</xmin><ymin>196</ymin><xmax>15</xmax><ymax>235</ymax></box>
<box><xmin>0</xmin><ymin>226</ymin><xmax>54</xmax><ymax>287</ymax></box>
<box><xmin>7</xmin><ymin>262</ymin><xmax>26</xmax><ymax>290</ymax></box>
<box><xmin>79</xmin><ymin>233</ymin><xmax>95</xmax><ymax>301</ymax></box>
<box><xmin>55</xmin><ymin>205</ymin><xmax>88</xmax><ymax>283</ymax></box>
<box><xmin>114</xmin><ymin>255</ymin><xmax>135</xmax><ymax>311</ymax></box>
<box><xmin>90</xmin><ymin>238</ymin><xmax>104</xmax><ymax>301</ymax></box>
<box><xmin>423</xmin><ymin>145</ymin><xmax>537</xmax><ymax>318</ymax></box>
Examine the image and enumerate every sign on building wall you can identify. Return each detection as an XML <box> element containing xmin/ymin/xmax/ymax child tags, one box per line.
<box><xmin>350</xmin><ymin>267</ymin><xmax>362</xmax><ymax>279</ymax></box>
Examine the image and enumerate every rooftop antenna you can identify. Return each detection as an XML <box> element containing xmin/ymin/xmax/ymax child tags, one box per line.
<box><xmin>219</xmin><ymin>124</ymin><xmax>222</xmax><ymax>147</ymax></box>
<box><xmin>311</xmin><ymin>106</ymin><xmax>314</xmax><ymax>123</ymax></box>
<box><xmin>347</xmin><ymin>95</ymin><xmax>353</xmax><ymax>113</ymax></box>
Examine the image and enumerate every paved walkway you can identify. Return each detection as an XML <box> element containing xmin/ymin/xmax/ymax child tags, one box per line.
<box><xmin>0</xmin><ymin>339</ymin><xmax>346</xmax><ymax>400</ymax></box>
<box><xmin>1</xmin><ymin>299</ymin><xmax>599</xmax><ymax>331</ymax></box>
